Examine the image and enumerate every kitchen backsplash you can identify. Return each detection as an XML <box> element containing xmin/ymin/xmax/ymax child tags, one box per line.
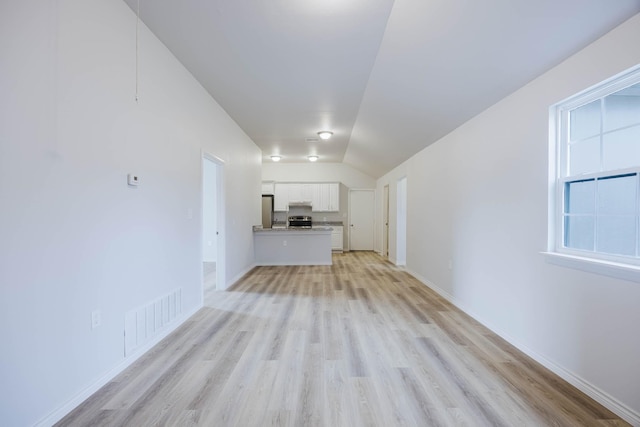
<box><xmin>273</xmin><ymin>205</ymin><xmax>346</xmax><ymax>224</ymax></box>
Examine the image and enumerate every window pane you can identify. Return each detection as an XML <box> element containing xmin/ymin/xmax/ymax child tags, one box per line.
<box><xmin>569</xmin><ymin>136</ymin><xmax>600</xmax><ymax>175</ymax></box>
<box><xmin>565</xmin><ymin>180</ymin><xmax>595</xmax><ymax>214</ymax></box>
<box><xmin>596</xmin><ymin>215</ymin><xmax>637</xmax><ymax>256</ymax></box>
<box><xmin>570</xmin><ymin>100</ymin><xmax>601</xmax><ymax>141</ymax></box>
<box><xmin>602</xmin><ymin>124</ymin><xmax>640</xmax><ymax>171</ymax></box>
<box><xmin>597</xmin><ymin>174</ymin><xmax>638</xmax><ymax>214</ymax></box>
<box><xmin>603</xmin><ymin>83</ymin><xmax>640</xmax><ymax>132</ymax></box>
<box><xmin>564</xmin><ymin>215</ymin><xmax>594</xmax><ymax>251</ymax></box>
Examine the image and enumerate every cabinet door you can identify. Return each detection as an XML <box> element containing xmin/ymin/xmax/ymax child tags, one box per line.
<box><xmin>301</xmin><ymin>184</ymin><xmax>314</xmax><ymax>203</ymax></box>
<box><xmin>331</xmin><ymin>226</ymin><xmax>344</xmax><ymax>250</ymax></box>
<box><xmin>317</xmin><ymin>184</ymin><xmax>330</xmax><ymax>211</ymax></box>
<box><xmin>274</xmin><ymin>183</ymin><xmax>289</xmax><ymax>211</ymax></box>
<box><xmin>311</xmin><ymin>184</ymin><xmax>321</xmax><ymax>211</ymax></box>
<box><xmin>261</xmin><ymin>181</ymin><xmax>274</xmax><ymax>195</ymax></box>
<box><xmin>328</xmin><ymin>183</ymin><xmax>340</xmax><ymax>211</ymax></box>
<box><xmin>288</xmin><ymin>183</ymin><xmax>302</xmax><ymax>203</ymax></box>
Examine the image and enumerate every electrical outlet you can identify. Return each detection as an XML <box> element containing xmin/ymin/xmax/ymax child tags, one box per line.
<box><xmin>283</xmin><ymin>240</ymin><xmax>287</xmax><ymax>246</ymax></box>
<box><xmin>448</xmin><ymin>260</ymin><xmax>453</xmax><ymax>270</ymax></box>
<box><xmin>91</xmin><ymin>310</ymin><xmax>101</xmax><ymax>329</ymax></box>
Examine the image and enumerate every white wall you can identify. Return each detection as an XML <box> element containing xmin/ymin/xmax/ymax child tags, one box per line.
<box><xmin>262</xmin><ymin>162</ymin><xmax>376</xmax><ymax>189</ymax></box>
<box><xmin>377</xmin><ymin>14</ymin><xmax>640</xmax><ymax>422</ymax></box>
<box><xmin>0</xmin><ymin>1</ymin><xmax>261</xmax><ymax>426</ymax></box>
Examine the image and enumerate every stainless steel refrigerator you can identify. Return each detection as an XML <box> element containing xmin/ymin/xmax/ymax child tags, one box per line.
<box><xmin>261</xmin><ymin>195</ymin><xmax>274</xmax><ymax>228</ymax></box>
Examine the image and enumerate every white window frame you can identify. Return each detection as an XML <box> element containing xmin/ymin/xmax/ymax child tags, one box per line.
<box><xmin>546</xmin><ymin>65</ymin><xmax>640</xmax><ymax>282</ymax></box>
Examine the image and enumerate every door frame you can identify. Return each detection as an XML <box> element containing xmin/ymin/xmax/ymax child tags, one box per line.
<box><xmin>202</xmin><ymin>151</ymin><xmax>225</xmax><ymax>293</ymax></box>
<box><xmin>348</xmin><ymin>189</ymin><xmax>375</xmax><ymax>251</ymax></box>
<box><xmin>383</xmin><ymin>185</ymin><xmax>389</xmax><ymax>258</ymax></box>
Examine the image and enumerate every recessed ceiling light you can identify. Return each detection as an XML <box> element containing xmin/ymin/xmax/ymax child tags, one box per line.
<box><xmin>308</xmin><ymin>155</ymin><xmax>319</xmax><ymax>162</ymax></box>
<box><xmin>317</xmin><ymin>131</ymin><xmax>333</xmax><ymax>140</ymax></box>
<box><xmin>270</xmin><ymin>155</ymin><xmax>281</xmax><ymax>162</ymax></box>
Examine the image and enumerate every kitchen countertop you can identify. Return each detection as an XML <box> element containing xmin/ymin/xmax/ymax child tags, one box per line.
<box><xmin>314</xmin><ymin>221</ymin><xmax>343</xmax><ymax>226</ymax></box>
<box><xmin>253</xmin><ymin>226</ymin><xmax>333</xmax><ymax>232</ymax></box>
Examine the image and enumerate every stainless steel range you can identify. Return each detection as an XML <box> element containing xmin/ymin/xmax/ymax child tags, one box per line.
<box><xmin>288</xmin><ymin>215</ymin><xmax>312</xmax><ymax>228</ymax></box>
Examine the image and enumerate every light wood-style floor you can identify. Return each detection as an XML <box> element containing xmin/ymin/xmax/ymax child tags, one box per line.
<box><xmin>57</xmin><ymin>252</ymin><xmax>629</xmax><ymax>426</ymax></box>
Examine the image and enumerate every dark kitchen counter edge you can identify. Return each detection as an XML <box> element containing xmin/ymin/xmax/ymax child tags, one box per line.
<box><xmin>253</xmin><ymin>226</ymin><xmax>333</xmax><ymax>233</ymax></box>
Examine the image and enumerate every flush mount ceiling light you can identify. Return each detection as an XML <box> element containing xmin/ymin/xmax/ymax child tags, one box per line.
<box><xmin>308</xmin><ymin>155</ymin><xmax>319</xmax><ymax>162</ymax></box>
<box><xmin>270</xmin><ymin>155</ymin><xmax>281</xmax><ymax>162</ymax></box>
<box><xmin>317</xmin><ymin>131</ymin><xmax>333</xmax><ymax>140</ymax></box>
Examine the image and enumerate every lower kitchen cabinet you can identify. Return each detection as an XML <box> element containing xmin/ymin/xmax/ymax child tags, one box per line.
<box><xmin>331</xmin><ymin>226</ymin><xmax>343</xmax><ymax>251</ymax></box>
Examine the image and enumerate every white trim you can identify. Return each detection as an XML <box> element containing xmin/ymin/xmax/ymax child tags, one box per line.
<box><xmin>35</xmin><ymin>304</ymin><xmax>201</xmax><ymax>427</ymax></box>
<box><xmin>224</xmin><ymin>263</ymin><xmax>256</xmax><ymax>290</ymax></box>
<box><xmin>542</xmin><ymin>251</ymin><xmax>640</xmax><ymax>283</ymax></box>
<box><xmin>404</xmin><ymin>267</ymin><xmax>640</xmax><ymax>426</ymax></box>
<box><xmin>549</xmin><ymin>65</ymin><xmax>640</xmax><ymax>268</ymax></box>
<box><xmin>201</xmin><ymin>151</ymin><xmax>226</xmax><ymax>291</ymax></box>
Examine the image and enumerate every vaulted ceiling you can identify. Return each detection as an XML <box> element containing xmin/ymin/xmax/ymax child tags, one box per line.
<box><xmin>124</xmin><ymin>0</ymin><xmax>640</xmax><ymax>178</ymax></box>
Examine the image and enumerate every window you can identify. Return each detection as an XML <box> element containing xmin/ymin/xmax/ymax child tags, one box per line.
<box><xmin>551</xmin><ymin>66</ymin><xmax>640</xmax><ymax>269</ymax></box>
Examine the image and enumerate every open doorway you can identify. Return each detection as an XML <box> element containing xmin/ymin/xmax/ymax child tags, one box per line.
<box><xmin>383</xmin><ymin>185</ymin><xmax>389</xmax><ymax>258</ymax></box>
<box><xmin>396</xmin><ymin>177</ymin><xmax>407</xmax><ymax>266</ymax></box>
<box><xmin>202</xmin><ymin>154</ymin><xmax>224</xmax><ymax>306</ymax></box>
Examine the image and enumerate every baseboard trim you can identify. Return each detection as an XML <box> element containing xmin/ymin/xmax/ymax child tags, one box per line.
<box><xmin>223</xmin><ymin>263</ymin><xmax>256</xmax><ymax>290</ymax></box>
<box><xmin>404</xmin><ymin>268</ymin><xmax>640</xmax><ymax>427</ymax></box>
<box><xmin>35</xmin><ymin>304</ymin><xmax>201</xmax><ymax>427</ymax></box>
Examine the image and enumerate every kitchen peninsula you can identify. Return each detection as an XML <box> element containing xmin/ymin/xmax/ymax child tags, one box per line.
<box><xmin>253</xmin><ymin>226</ymin><xmax>333</xmax><ymax>265</ymax></box>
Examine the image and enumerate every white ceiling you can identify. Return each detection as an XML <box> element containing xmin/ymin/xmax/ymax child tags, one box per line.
<box><xmin>124</xmin><ymin>0</ymin><xmax>640</xmax><ymax>178</ymax></box>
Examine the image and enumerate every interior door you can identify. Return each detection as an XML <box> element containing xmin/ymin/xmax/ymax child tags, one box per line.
<box><xmin>349</xmin><ymin>189</ymin><xmax>375</xmax><ymax>251</ymax></box>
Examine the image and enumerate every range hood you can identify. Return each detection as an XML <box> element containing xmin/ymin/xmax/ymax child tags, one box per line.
<box><xmin>288</xmin><ymin>201</ymin><xmax>312</xmax><ymax>208</ymax></box>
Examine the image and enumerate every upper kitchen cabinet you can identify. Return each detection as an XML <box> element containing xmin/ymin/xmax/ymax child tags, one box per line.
<box><xmin>288</xmin><ymin>183</ymin><xmax>314</xmax><ymax>204</ymax></box>
<box><xmin>274</xmin><ymin>183</ymin><xmax>289</xmax><ymax>211</ymax></box>
<box><xmin>274</xmin><ymin>182</ymin><xmax>340</xmax><ymax>212</ymax></box>
<box><xmin>261</xmin><ymin>181</ymin><xmax>275</xmax><ymax>195</ymax></box>
<box><xmin>312</xmin><ymin>183</ymin><xmax>339</xmax><ymax>212</ymax></box>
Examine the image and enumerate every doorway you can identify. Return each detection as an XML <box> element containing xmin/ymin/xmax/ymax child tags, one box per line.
<box><xmin>383</xmin><ymin>185</ymin><xmax>389</xmax><ymax>258</ymax></box>
<box><xmin>349</xmin><ymin>189</ymin><xmax>375</xmax><ymax>251</ymax></box>
<box><xmin>202</xmin><ymin>154</ymin><xmax>224</xmax><ymax>305</ymax></box>
<box><xmin>396</xmin><ymin>177</ymin><xmax>407</xmax><ymax>266</ymax></box>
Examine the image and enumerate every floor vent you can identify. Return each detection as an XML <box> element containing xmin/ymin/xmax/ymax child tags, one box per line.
<box><xmin>124</xmin><ymin>288</ymin><xmax>182</xmax><ymax>356</ymax></box>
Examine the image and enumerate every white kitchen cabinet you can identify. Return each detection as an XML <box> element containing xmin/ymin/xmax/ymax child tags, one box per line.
<box><xmin>274</xmin><ymin>183</ymin><xmax>289</xmax><ymax>211</ymax></box>
<box><xmin>274</xmin><ymin>182</ymin><xmax>339</xmax><ymax>211</ymax></box>
<box><xmin>328</xmin><ymin>183</ymin><xmax>339</xmax><ymax>211</ymax></box>
<box><xmin>331</xmin><ymin>226</ymin><xmax>343</xmax><ymax>251</ymax></box>
<box><xmin>287</xmin><ymin>183</ymin><xmax>301</xmax><ymax>203</ymax></box>
<box><xmin>311</xmin><ymin>183</ymin><xmax>339</xmax><ymax>212</ymax></box>
<box><xmin>301</xmin><ymin>184</ymin><xmax>314</xmax><ymax>203</ymax></box>
<box><xmin>261</xmin><ymin>181</ymin><xmax>275</xmax><ymax>195</ymax></box>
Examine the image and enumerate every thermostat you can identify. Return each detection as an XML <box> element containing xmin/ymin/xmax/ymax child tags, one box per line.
<box><xmin>127</xmin><ymin>174</ymin><xmax>139</xmax><ymax>186</ymax></box>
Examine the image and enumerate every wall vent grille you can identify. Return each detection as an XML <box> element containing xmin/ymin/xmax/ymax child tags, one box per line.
<box><xmin>124</xmin><ymin>288</ymin><xmax>182</xmax><ymax>356</ymax></box>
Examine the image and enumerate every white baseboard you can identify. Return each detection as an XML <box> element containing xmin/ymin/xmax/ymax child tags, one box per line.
<box><xmin>404</xmin><ymin>268</ymin><xmax>640</xmax><ymax>427</ymax></box>
<box><xmin>223</xmin><ymin>263</ymin><xmax>256</xmax><ymax>290</ymax></box>
<box><xmin>35</xmin><ymin>304</ymin><xmax>201</xmax><ymax>427</ymax></box>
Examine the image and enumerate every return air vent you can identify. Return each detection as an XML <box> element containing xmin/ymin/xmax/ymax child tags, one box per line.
<box><xmin>305</xmin><ymin>137</ymin><xmax>319</xmax><ymax>143</ymax></box>
<box><xmin>124</xmin><ymin>288</ymin><xmax>182</xmax><ymax>356</ymax></box>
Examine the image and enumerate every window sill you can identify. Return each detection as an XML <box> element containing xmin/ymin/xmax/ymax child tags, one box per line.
<box><xmin>542</xmin><ymin>252</ymin><xmax>640</xmax><ymax>283</ymax></box>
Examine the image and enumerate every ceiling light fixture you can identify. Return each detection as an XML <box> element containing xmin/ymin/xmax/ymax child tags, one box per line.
<box><xmin>270</xmin><ymin>155</ymin><xmax>281</xmax><ymax>162</ymax></box>
<box><xmin>317</xmin><ymin>131</ymin><xmax>333</xmax><ymax>140</ymax></box>
<box><xmin>308</xmin><ymin>155</ymin><xmax>319</xmax><ymax>162</ymax></box>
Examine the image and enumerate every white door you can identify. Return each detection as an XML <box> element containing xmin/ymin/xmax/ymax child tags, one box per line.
<box><xmin>349</xmin><ymin>190</ymin><xmax>375</xmax><ymax>251</ymax></box>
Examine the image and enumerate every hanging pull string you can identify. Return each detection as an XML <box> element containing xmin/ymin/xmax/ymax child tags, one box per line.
<box><xmin>135</xmin><ymin>0</ymin><xmax>140</xmax><ymax>103</ymax></box>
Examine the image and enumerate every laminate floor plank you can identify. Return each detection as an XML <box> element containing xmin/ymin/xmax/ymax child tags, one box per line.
<box><xmin>56</xmin><ymin>252</ymin><xmax>630</xmax><ymax>427</ymax></box>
